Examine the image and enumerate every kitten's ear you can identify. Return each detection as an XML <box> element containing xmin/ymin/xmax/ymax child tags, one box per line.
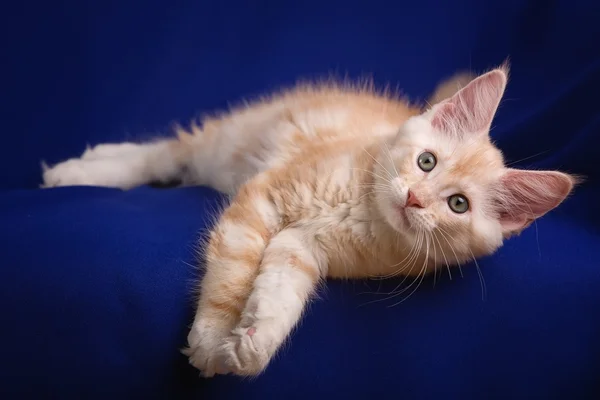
<box><xmin>430</xmin><ymin>67</ymin><xmax>508</xmax><ymax>135</ymax></box>
<box><xmin>496</xmin><ymin>169</ymin><xmax>576</xmax><ymax>237</ymax></box>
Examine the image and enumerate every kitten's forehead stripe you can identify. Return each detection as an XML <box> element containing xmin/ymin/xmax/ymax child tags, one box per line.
<box><xmin>445</xmin><ymin>140</ymin><xmax>504</xmax><ymax>182</ymax></box>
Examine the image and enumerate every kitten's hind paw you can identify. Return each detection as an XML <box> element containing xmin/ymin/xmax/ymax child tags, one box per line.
<box><xmin>41</xmin><ymin>159</ymin><xmax>97</xmax><ymax>188</ymax></box>
<box><xmin>40</xmin><ymin>154</ymin><xmax>140</xmax><ymax>189</ymax></box>
<box><xmin>81</xmin><ymin>142</ymin><xmax>141</xmax><ymax>160</ymax></box>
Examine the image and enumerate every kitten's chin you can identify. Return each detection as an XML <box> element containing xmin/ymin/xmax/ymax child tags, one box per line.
<box><xmin>374</xmin><ymin>193</ymin><xmax>419</xmax><ymax>239</ymax></box>
<box><xmin>378</xmin><ymin>201</ymin><xmax>413</xmax><ymax>237</ymax></box>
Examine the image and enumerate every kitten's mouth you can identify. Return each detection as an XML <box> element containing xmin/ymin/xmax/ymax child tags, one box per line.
<box><xmin>393</xmin><ymin>203</ymin><xmax>411</xmax><ymax>227</ymax></box>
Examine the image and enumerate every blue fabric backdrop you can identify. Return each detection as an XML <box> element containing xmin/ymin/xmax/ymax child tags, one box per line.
<box><xmin>1</xmin><ymin>0</ymin><xmax>599</xmax><ymax>398</ymax></box>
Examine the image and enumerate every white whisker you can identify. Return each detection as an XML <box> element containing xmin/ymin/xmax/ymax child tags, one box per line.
<box><xmin>350</xmin><ymin>167</ymin><xmax>392</xmax><ymax>184</ymax></box>
<box><xmin>468</xmin><ymin>248</ymin><xmax>487</xmax><ymax>301</ymax></box>
<box><xmin>436</xmin><ymin>226</ymin><xmax>464</xmax><ymax>279</ymax></box>
<box><xmin>388</xmin><ymin>232</ymin><xmax>431</xmax><ymax>307</ymax></box>
<box><xmin>431</xmin><ymin>230</ymin><xmax>451</xmax><ymax>286</ymax></box>
<box><xmin>383</xmin><ymin>142</ymin><xmax>399</xmax><ymax>178</ymax></box>
<box><xmin>362</xmin><ymin>147</ymin><xmax>394</xmax><ymax>181</ymax></box>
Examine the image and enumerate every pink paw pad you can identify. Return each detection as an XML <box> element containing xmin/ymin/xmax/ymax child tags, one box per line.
<box><xmin>246</xmin><ymin>327</ymin><xmax>257</xmax><ymax>336</ymax></box>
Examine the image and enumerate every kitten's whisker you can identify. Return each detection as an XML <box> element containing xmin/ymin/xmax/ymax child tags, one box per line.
<box><xmin>362</xmin><ymin>229</ymin><xmax>423</xmax><ymax>301</ymax></box>
<box><xmin>379</xmin><ymin>228</ymin><xmax>422</xmax><ymax>271</ymax></box>
<box><xmin>387</xmin><ymin>229</ymin><xmax>424</xmax><ymax>276</ymax></box>
<box><xmin>356</xmin><ymin>183</ymin><xmax>394</xmax><ymax>191</ymax></box>
<box><xmin>350</xmin><ymin>167</ymin><xmax>392</xmax><ymax>184</ymax></box>
<box><xmin>436</xmin><ymin>227</ymin><xmax>464</xmax><ymax>279</ymax></box>
<box><xmin>506</xmin><ymin>150</ymin><xmax>549</xmax><ymax>166</ymax></box>
<box><xmin>432</xmin><ymin>230</ymin><xmax>452</xmax><ymax>283</ymax></box>
<box><xmin>432</xmin><ymin>230</ymin><xmax>438</xmax><ymax>288</ymax></box>
<box><xmin>435</xmin><ymin>229</ymin><xmax>453</xmax><ymax>280</ymax></box>
<box><xmin>516</xmin><ymin>196</ymin><xmax>543</xmax><ymax>260</ymax></box>
<box><xmin>370</xmin><ymin>229</ymin><xmax>421</xmax><ymax>280</ymax></box>
<box><xmin>383</xmin><ymin>142</ymin><xmax>399</xmax><ymax>178</ymax></box>
<box><xmin>358</xmin><ymin>190</ymin><xmax>393</xmax><ymax>202</ymax></box>
<box><xmin>388</xmin><ymin>233</ymin><xmax>431</xmax><ymax>306</ymax></box>
<box><xmin>468</xmin><ymin>248</ymin><xmax>487</xmax><ymax>301</ymax></box>
<box><xmin>357</xmin><ymin>181</ymin><xmax>393</xmax><ymax>187</ymax></box>
<box><xmin>381</xmin><ymin>229</ymin><xmax>425</xmax><ymax>293</ymax></box>
<box><xmin>362</xmin><ymin>146</ymin><xmax>394</xmax><ymax>181</ymax></box>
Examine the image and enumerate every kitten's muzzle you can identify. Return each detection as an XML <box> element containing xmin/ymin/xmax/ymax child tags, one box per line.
<box><xmin>405</xmin><ymin>189</ymin><xmax>424</xmax><ymax>208</ymax></box>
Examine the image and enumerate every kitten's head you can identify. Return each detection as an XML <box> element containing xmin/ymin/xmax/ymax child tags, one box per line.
<box><xmin>374</xmin><ymin>66</ymin><xmax>576</xmax><ymax>264</ymax></box>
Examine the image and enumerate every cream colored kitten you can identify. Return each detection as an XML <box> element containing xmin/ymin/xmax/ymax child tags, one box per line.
<box><xmin>42</xmin><ymin>65</ymin><xmax>575</xmax><ymax>378</ymax></box>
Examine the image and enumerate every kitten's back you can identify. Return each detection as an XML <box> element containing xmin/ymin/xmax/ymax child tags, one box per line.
<box><xmin>183</xmin><ymin>82</ymin><xmax>423</xmax><ymax>192</ymax></box>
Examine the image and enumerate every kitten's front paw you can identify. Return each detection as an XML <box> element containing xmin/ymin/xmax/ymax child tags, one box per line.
<box><xmin>218</xmin><ymin>325</ymin><xmax>278</xmax><ymax>377</ymax></box>
<box><xmin>183</xmin><ymin>318</ymin><xmax>232</xmax><ymax>378</ymax></box>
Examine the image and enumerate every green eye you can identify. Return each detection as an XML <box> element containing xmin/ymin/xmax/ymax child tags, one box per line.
<box><xmin>417</xmin><ymin>151</ymin><xmax>437</xmax><ymax>172</ymax></box>
<box><xmin>448</xmin><ymin>194</ymin><xmax>469</xmax><ymax>214</ymax></box>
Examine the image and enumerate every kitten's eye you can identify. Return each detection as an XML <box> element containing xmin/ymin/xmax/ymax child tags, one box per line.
<box><xmin>448</xmin><ymin>194</ymin><xmax>469</xmax><ymax>213</ymax></box>
<box><xmin>417</xmin><ymin>151</ymin><xmax>437</xmax><ymax>172</ymax></box>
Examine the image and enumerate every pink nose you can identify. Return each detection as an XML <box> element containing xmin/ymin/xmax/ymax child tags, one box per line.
<box><xmin>405</xmin><ymin>189</ymin><xmax>423</xmax><ymax>208</ymax></box>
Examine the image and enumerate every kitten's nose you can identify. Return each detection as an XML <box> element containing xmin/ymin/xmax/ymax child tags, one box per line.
<box><xmin>406</xmin><ymin>189</ymin><xmax>423</xmax><ymax>208</ymax></box>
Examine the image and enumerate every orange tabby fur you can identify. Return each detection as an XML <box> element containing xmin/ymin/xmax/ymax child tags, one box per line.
<box><xmin>41</xmin><ymin>65</ymin><xmax>575</xmax><ymax>378</ymax></box>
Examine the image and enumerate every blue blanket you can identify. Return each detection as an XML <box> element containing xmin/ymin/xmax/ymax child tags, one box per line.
<box><xmin>2</xmin><ymin>0</ymin><xmax>599</xmax><ymax>398</ymax></box>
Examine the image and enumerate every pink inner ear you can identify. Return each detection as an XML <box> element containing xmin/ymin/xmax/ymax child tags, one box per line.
<box><xmin>431</xmin><ymin>69</ymin><xmax>507</xmax><ymax>135</ymax></box>
<box><xmin>497</xmin><ymin>169</ymin><xmax>574</xmax><ymax>234</ymax></box>
<box><xmin>431</xmin><ymin>102</ymin><xmax>468</xmax><ymax>133</ymax></box>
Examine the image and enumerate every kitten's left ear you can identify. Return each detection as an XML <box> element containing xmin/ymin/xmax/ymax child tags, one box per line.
<box><xmin>430</xmin><ymin>67</ymin><xmax>508</xmax><ymax>135</ymax></box>
<box><xmin>496</xmin><ymin>169</ymin><xmax>576</xmax><ymax>237</ymax></box>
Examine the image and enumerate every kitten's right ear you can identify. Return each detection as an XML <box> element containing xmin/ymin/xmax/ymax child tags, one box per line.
<box><xmin>429</xmin><ymin>66</ymin><xmax>508</xmax><ymax>136</ymax></box>
<box><xmin>495</xmin><ymin>169</ymin><xmax>576</xmax><ymax>237</ymax></box>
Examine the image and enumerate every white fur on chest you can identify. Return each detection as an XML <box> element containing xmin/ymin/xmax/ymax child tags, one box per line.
<box><xmin>290</xmin><ymin>156</ymin><xmax>375</xmax><ymax>266</ymax></box>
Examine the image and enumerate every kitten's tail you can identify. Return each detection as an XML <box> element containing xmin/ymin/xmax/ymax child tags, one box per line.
<box><xmin>427</xmin><ymin>71</ymin><xmax>476</xmax><ymax>105</ymax></box>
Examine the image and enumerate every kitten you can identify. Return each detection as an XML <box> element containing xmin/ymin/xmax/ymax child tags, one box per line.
<box><xmin>42</xmin><ymin>65</ymin><xmax>576</xmax><ymax>377</ymax></box>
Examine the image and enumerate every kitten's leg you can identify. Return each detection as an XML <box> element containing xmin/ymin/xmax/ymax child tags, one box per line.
<box><xmin>81</xmin><ymin>142</ymin><xmax>144</xmax><ymax>160</ymax></box>
<box><xmin>42</xmin><ymin>137</ymin><xmax>192</xmax><ymax>189</ymax></box>
<box><xmin>218</xmin><ymin>227</ymin><xmax>325</xmax><ymax>376</ymax></box>
<box><xmin>184</xmin><ymin>185</ymin><xmax>279</xmax><ymax>377</ymax></box>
